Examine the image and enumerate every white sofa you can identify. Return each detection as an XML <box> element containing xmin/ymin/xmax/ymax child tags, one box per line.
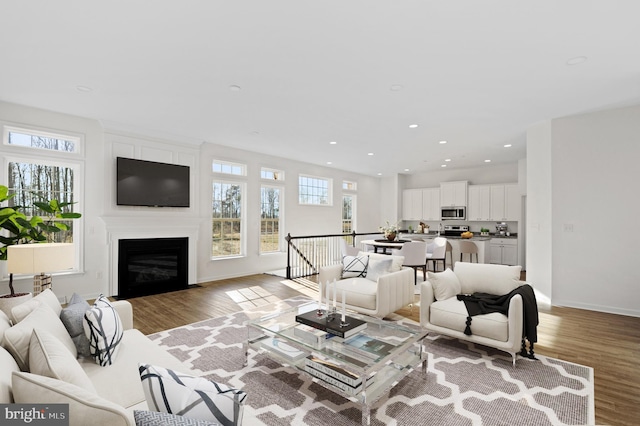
<box><xmin>319</xmin><ymin>252</ymin><xmax>415</xmax><ymax>318</ymax></box>
<box><xmin>420</xmin><ymin>262</ymin><xmax>525</xmax><ymax>365</ymax></box>
<box><xmin>0</xmin><ymin>290</ymin><xmax>201</xmax><ymax>425</ymax></box>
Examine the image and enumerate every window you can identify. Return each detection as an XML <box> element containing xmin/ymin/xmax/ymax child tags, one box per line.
<box><xmin>260</xmin><ymin>186</ymin><xmax>282</xmax><ymax>253</ymax></box>
<box><xmin>212</xmin><ymin>181</ymin><xmax>243</xmax><ymax>257</ymax></box>
<box><xmin>342</xmin><ymin>195</ymin><xmax>355</xmax><ymax>233</ymax></box>
<box><xmin>299</xmin><ymin>175</ymin><xmax>331</xmax><ymax>205</ymax></box>
<box><xmin>4</xmin><ymin>126</ymin><xmax>80</xmax><ymax>154</ymax></box>
<box><xmin>261</xmin><ymin>167</ymin><xmax>284</xmax><ymax>181</ymax></box>
<box><xmin>212</xmin><ymin>160</ymin><xmax>245</xmax><ymax>176</ymax></box>
<box><xmin>2</xmin><ymin>126</ymin><xmax>82</xmax><ymax>268</ymax></box>
<box><xmin>343</xmin><ymin>180</ymin><xmax>357</xmax><ymax>191</ymax></box>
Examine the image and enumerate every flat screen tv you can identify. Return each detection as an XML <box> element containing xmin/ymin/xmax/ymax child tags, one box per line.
<box><xmin>116</xmin><ymin>157</ymin><xmax>190</xmax><ymax>207</ymax></box>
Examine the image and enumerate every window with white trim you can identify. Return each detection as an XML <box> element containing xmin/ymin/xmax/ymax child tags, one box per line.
<box><xmin>2</xmin><ymin>125</ymin><xmax>83</xmax><ymax>272</ymax></box>
<box><xmin>343</xmin><ymin>180</ymin><xmax>357</xmax><ymax>191</ymax></box>
<box><xmin>212</xmin><ymin>160</ymin><xmax>246</xmax><ymax>176</ymax></box>
<box><xmin>212</xmin><ymin>181</ymin><xmax>243</xmax><ymax>257</ymax></box>
<box><xmin>299</xmin><ymin>175</ymin><xmax>331</xmax><ymax>205</ymax></box>
<box><xmin>260</xmin><ymin>186</ymin><xmax>282</xmax><ymax>253</ymax></box>
<box><xmin>342</xmin><ymin>194</ymin><xmax>355</xmax><ymax>233</ymax></box>
<box><xmin>261</xmin><ymin>167</ymin><xmax>284</xmax><ymax>181</ymax></box>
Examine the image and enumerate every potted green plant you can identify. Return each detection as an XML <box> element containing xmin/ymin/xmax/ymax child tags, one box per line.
<box><xmin>0</xmin><ymin>184</ymin><xmax>81</xmax><ymax>313</ymax></box>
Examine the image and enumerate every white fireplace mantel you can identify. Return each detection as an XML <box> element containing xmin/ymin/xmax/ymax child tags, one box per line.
<box><xmin>100</xmin><ymin>216</ymin><xmax>200</xmax><ymax>296</ymax></box>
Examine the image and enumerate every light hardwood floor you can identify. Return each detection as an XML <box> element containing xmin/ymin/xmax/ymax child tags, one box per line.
<box><xmin>126</xmin><ymin>274</ymin><xmax>640</xmax><ymax>426</ymax></box>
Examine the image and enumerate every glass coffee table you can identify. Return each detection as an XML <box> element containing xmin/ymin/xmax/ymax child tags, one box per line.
<box><xmin>245</xmin><ymin>301</ymin><xmax>428</xmax><ymax>425</ymax></box>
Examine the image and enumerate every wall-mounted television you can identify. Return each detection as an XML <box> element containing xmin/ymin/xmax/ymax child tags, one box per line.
<box><xmin>116</xmin><ymin>157</ymin><xmax>190</xmax><ymax>207</ymax></box>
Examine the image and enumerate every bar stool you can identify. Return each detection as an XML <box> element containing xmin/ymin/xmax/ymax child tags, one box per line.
<box><xmin>459</xmin><ymin>240</ymin><xmax>479</xmax><ymax>263</ymax></box>
<box><xmin>445</xmin><ymin>241</ymin><xmax>453</xmax><ymax>269</ymax></box>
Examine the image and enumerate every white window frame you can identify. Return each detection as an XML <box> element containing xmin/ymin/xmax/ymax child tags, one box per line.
<box><xmin>1</xmin><ymin>124</ymin><xmax>85</xmax><ymax>279</ymax></box>
<box><xmin>211</xmin><ymin>179</ymin><xmax>245</xmax><ymax>259</ymax></box>
<box><xmin>260</xmin><ymin>185</ymin><xmax>283</xmax><ymax>254</ymax></box>
<box><xmin>261</xmin><ymin>167</ymin><xmax>284</xmax><ymax>182</ymax></box>
<box><xmin>212</xmin><ymin>159</ymin><xmax>246</xmax><ymax>176</ymax></box>
<box><xmin>298</xmin><ymin>174</ymin><xmax>332</xmax><ymax>206</ymax></box>
<box><xmin>342</xmin><ymin>180</ymin><xmax>357</xmax><ymax>191</ymax></box>
<box><xmin>342</xmin><ymin>194</ymin><xmax>356</xmax><ymax>234</ymax></box>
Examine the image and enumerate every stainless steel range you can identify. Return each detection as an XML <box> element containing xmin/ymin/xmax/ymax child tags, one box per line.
<box><xmin>443</xmin><ymin>224</ymin><xmax>469</xmax><ymax>237</ymax></box>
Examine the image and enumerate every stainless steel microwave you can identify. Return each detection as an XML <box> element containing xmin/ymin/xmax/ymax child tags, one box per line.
<box><xmin>441</xmin><ymin>207</ymin><xmax>466</xmax><ymax>220</ymax></box>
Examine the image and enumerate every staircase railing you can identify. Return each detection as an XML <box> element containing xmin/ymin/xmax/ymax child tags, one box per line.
<box><xmin>285</xmin><ymin>231</ymin><xmax>382</xmax><ymax>279</ymax></box>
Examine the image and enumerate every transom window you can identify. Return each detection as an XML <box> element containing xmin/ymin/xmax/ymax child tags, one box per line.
<box><xmin>299</xmin><ymin>175</ymin><xmax>331</xmax><ymax>205</ymax></box>
<box><xmin>261</xmin><ymin>167</ymin><xmax>284</xmax><ymax>181</ymax></box>
<box><xmin>4</xmin><ymin>125</ymin><xmax>80</xmax><ymax>153</ymax></box>
<box><xmin>212</xmin><ymin>160</ymin><xmax>246</xmax><ymax>176</ymax></box>
<box><xmin>343</xmin><ymin>180</ymin><xmax>357</xmax><ymax>191</ymax></box>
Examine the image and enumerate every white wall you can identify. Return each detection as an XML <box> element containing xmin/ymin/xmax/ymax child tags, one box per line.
<box><xmin>403</xmin><ymin>163</ymin><xmax>518</xmax><ymax>188</ymax></box>
<box><xmin>527</xmin><ymin>105</ymin><xmax>640</xmax><ymax>316</ymax></box>
<box><xmin>0</xmin><ymin>100</ymin><xmax>385</xmax><ymax>300</ymax></box>
<box><xmin>550</xmin><ymin>105</ymin><xmax>640</xmax><ymax>316</ymax></box>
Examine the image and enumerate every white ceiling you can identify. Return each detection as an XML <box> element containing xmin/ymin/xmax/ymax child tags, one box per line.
<box><xmin>1</xmin><ymin>1</ymin><xmax>639</xmax><ymax>176</ymax></box>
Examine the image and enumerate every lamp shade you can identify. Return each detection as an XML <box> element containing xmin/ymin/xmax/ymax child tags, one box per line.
<box><xmin>7</xmin><ymin>243</ymin><xmax>75</xmax><ymax>274</ymax></box>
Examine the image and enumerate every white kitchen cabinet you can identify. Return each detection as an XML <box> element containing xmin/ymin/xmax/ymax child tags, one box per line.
<box><xmin>467</xmin><ymin>185</ymin><xmax>491</xmax><ymax>221</ymax></box>
<box><xmin>440</xmin><ymin>181</ymin><xmax>468</xmax><ymax>207</ymax></box>
<box><xmin>489</xmin><ymin>238</ymin><xmax>518</xmax><ymax>265</ymax></box>
<box><xmin>421</xmin><ymin>187</ymin><xmax>440</xmax><ymax>220</ymax></box>
<box><xmin>490</xmin><ymin>184</ymin><xmax>521</xmax><ymax>221</ymax></box>
<box><xmin>402</xmin><ymin>189</ymin><xmax>423</xmax><ymax>220</ymax></box>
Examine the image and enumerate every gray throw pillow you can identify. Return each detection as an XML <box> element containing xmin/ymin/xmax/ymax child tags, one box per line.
<box><xmin>60</xmin><ymin>293</ymin><xmax>91</xmax><ymax>357</ymax></box>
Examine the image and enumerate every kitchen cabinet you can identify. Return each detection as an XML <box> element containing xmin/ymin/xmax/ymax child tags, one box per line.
<box><xmin>402</xmin><ymin>189</ymin><xmax>423</xmax><ymax>220</ymax></box>
<box><xmin>489</xmin><ymin>238</ymin><xmax>518</xmax><ymax>265</ymax></box>
<box><xmin>440</xmin><ymin>181</ymin><xmax>468</xmax><ymax>207</ymax></box>
<box><xmin>421</xmin><ymin>187</ymin><xmax>440</xmax><ymax>220</ymax></box>
<box><xmin>490</xmin><ymin>184</ymin><xmax>521</xmax><ymax>221</ymax></box>
<box><xmin>467</xmin><ymin>185</ymin><xmax>491</xmax><ymax>221</ymax></box>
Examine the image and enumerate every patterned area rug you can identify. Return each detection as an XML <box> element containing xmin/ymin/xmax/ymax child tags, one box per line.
<box><xmin>148</xmin><ymin>297</ymin><xmax>594</xmax><ymax>426</ymax></box>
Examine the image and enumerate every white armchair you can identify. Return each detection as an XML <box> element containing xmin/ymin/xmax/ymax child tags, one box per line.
<box><xmin>420</xmin><ymin>262</ymin><xmax>525</xmax><ymax>365</ymax></box>
<box><xmin>319</xmin><ymin>252</ymin><xmax>414</xmax><ymax>318</ymax></box>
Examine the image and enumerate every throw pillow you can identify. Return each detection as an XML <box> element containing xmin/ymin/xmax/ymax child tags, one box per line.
<box><xmin>139</xmin><ymin>363</ymin><xmax>247</xmax><ymax>426</ymax></box>
<box><xmin>3</xmin><ymin>303</ymin><xmax>77</xmax><ymax>371</ymax></box>
<box><xmin>134</xmin><ymin>410</ymin><xmax>220</xmax><ymax>426</ymax></box>
<box><xmin>29</xmin><ymin>328</ymin><xmax>96</xmax><ymax>393</ymax></box>
<box><xmin>83</xmin><ymin>295</ymin><xmax>123</xmax><ymax>366</ymax></box>
<box><xmin>365</xmin><ymin>258</ymin><xmax>393</xmax><ymax>282</ymax></box>
<box><xmin>11</xmin><ymin>289</ymin><xmax>63</xmax><ymax>323</ymax></box>
<box><xmin>12</xmin><ymin>372</ymin><xmax>131</xmax><ymax>425</ymax></box>
<box><xmin>60</xmin><ymin>293</ymin><xmax>92</xmax><ymax>357</ymax></box>
<box><xmin>428</xmin><ymin>268</ymin><xmax>462</xmax><ymax>301</ymax></box>
<box><xmin>341</xmin><ymin>255</ymin><xmax>369</xmax><ymax>278</ymax></box>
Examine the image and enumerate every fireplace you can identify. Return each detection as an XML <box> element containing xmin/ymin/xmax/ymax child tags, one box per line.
<box><xmin>118</xmin><ymin>237</ymin><xmax>188</xmax><ymax>298</ymax></box>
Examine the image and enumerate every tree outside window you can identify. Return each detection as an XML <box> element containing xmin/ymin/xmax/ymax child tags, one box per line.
<box><xmin>212</xmin><ymin>182</ymin><xmax>242</xmax><ymax>257</ymax></box>
<box><xmin>260</xmin><ymin>186</ymin><xmax>281</xmax><ymax>253</ymax></box>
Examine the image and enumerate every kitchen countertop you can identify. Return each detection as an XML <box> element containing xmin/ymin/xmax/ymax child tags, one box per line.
<box><xmin>401</xmin><ymin>233</ymin><xmax>517</xmax><ymax>241</ymax></box>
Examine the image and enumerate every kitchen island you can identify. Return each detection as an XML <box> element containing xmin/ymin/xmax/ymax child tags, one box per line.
<box><xmin>399</xmin><ymin>233</ymin><xmax>493</xmax><ymax>267</ymax></box>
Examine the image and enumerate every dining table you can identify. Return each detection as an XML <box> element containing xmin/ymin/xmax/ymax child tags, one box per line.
<box><xmin>360</xmin><ymin>239</ymin><xmax>411</xmax><ymax>254</ymax></box>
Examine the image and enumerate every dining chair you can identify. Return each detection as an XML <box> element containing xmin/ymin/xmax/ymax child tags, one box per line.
<box><xmin>459</xmin><ymin>240</ymin><xmax>479</xmax><ymax>263</ymax></box>
<box><xmin>391</xmin><ymin>240</ymin><xmax>427</xmax><ymax>285</ymax></box>
<box><xmin>339</xmin><ymin>238</ymin><xmax>360</xmax><ymax>257</ymax></box>
<box><xmin>426</xmin><ymin>237</ymin><xmax>447</xmax><ymax>272</ymax></box>
<box><xmin>445</xmin><ymin>240</ymin><xmax>453</xmax><ymax>269</ymax></box>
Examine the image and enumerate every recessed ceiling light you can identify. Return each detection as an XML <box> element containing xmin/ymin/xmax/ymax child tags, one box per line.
<box><xmin>368</xmin><ymin>153</ymin><xmax>374</xmax><ymax>156</ymax></box>
<box><xmin>441</xmin><ymin>164</ymin><xmax>447</xmax><ymax>168</ymax></box>
<box><xmin>409</xmin><ymin>124</ymin><xmax>418</xmax><ymax>129</ymax></box>
<box><xmin>76</xmin><ymin>85</ymin><xmax>93</xmax><ymax>92</ymax></box>
<box><xmin>566</xmin><ymin>56</ymin><xmax>588</xmax><ymax>66</ymax></box>
<box><xmin>326</xmin><ymin>161</ymin><xmax>332</xmax><ymax>165</ymax></box>
<box><xmin>229</xmin><ymin>85</ymin><xmax>242</xmax><ymax>91</ymax></box>
<box><xmin>439</xmin><ymin>140</ymin><xmax>447</xmax><ymax>144</ymax></box>
<box><xmin>504</xmin><ymin>144</ymin><xmax>512</xmax><ymax>148</ymax></box>
<box><xmin>484</xmin><ymin>159</ymin><xmax>491</xmax><ymax>163</ymax></box>
<box><xmin>445</xmin><ymin>158</ymin><xmax>451</xmax><ymax>162</ymax></box>
<box><xmin>377</xmin><ymin>172</ymin><xmax>382</xmax><ymax>176</ymax></box>
<box><xmin>390</xmin><ymin>84</ymin><xmax>403</xmax><ymax>91</ymax></box>
<box><xmin>329</xmin><ymin>141</ymin><xmax>337</xmax><ymax>145</ymax></box>
<box><xmin>404</xmin><ymin>168</ymin><xmax>410</xmax><ymax>172</ymax></box>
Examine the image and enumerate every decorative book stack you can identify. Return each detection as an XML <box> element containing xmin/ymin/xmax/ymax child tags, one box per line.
<box><xmin>304</xmin><ymin>356</ymin><xmax>373</xmax><ymax>394</ymax></box>
<box><xmin>295</xmin><ymin>310</ymin><xmax>367</xmax><ymax>339</ymax></box>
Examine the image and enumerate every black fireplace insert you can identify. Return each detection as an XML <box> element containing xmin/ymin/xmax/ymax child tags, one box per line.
<box><xmin>118</xmin><ymin>237</ymin><xmax>188</xmax><ymax>298</ymax></box>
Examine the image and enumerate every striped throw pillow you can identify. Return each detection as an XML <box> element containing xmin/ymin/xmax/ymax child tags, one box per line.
<box><xmin>83</xmin><ymin>295</ymin><xmax>123</xmax><ymax>366</ymax></box>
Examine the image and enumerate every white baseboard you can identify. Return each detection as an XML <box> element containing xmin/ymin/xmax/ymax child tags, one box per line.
<box><xmin>552</xmin><ymin>299</ymin><xmax>640</xmax><ymax>318</ymax></box>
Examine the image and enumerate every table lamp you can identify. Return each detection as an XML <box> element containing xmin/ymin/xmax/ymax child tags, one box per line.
<box><xmin>7</xmin><ymin>243</ymin><xmax>75</xmax><ymax>295</ymax></box>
